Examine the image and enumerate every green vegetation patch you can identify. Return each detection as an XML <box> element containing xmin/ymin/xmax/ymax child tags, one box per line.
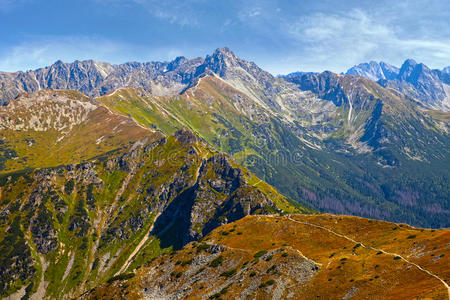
<box><xmin>253</xmin><ymin>250</ymin><xmax>267</xmax><ymax>258</ymax></box>
<box><xmin>107</xmin><ymin>272</ymin><xmax>135</xmax><ymax>284</ymax></box>
<box><xmin>210</xmin><ymin>255</ymin><xmax>223</xmax><ymax>268</ymax></box>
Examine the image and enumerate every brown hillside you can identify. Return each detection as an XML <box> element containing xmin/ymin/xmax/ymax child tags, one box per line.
<box><xmin>83</xmin><ymin>214</ymin><xmax>450</xmax><ymax>299</ymax></box>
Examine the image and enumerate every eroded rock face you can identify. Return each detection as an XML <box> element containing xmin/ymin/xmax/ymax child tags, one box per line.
<box><xmin>376</xmin><ymin>59</ymin><xmax>450</xmax><ymax>111</ymax></box>
<box><xmin>152</xmin><ymin>152</ymin><xmax>280</xmax><ymax>249</ymax></box>
<box><xmin>82</xmin><ymin>240</ymin><xmax>320</xmax><ymax>300</ymax></box>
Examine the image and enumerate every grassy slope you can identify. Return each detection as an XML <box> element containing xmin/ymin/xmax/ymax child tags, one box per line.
<box><xmin>98</xmin><ymin>77</ymin><xmax>450</xmax><ymax>228</ymax></box>
<box><xmin>0</xmin><ymin>90</ymin><xmax>152</xmax><ymax>173</ymax></box>
<box><xmin>85</xmin><ymin>214</ymin><xmax>450</xmax><ymax>299</ymax></box>
<box><xmin>0</xmin><ymin>130</ymin><xmax>306</xmax><ymax>298</ymax></box>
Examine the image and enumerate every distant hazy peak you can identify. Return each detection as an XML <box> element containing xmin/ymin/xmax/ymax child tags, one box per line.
<box><xmin>398</xmin><ymin>59</ymin><xmax>432</xmax><ymax>81</ymax></box>
<box><xmin>345</xmin><ymin>61</ymin><xmax>399</xmax><ymax>81</ymax></box>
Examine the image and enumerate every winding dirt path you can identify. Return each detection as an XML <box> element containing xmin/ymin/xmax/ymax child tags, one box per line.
<box><xmin>284</xmin><ymin>215</ymin><xmax>450</xmax><ymax>300</ymax></box>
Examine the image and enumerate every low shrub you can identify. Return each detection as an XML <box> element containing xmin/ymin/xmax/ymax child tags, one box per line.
<box><xmin>107</xmin><ymin>272</ymin><xmax>135</xmax><ymax>284</ymax></box>
<box><xmin>253</xmin><ymin>250</ymin><xmax>267</xmax><ymax>258</ymax></box>
<box><xmin>210</xmin><ymin>255</ymin><xmax>223</xmax><ymax>267</ymax></box>
<box><xmin>220</xmin><ymin>268</ymin><xmax>237</xmax><ymax>278</ymax></box>
<box><xmin>259</xmin><ymin>279</ymin><xmax>275</xmax><ymax>288</ymax></box>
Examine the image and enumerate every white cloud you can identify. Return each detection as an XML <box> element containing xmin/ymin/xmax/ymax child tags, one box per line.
<box><xmin>282</xmin><ymin>9</ymin><xmax>450</xmax><ymax>72</ymax></box>
<box><xmin>248</xmin><ymin>8</ymin><xmax>261</xmax><ymax>17</ymax></box>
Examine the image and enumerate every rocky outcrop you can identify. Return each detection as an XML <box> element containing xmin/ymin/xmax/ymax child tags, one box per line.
<box><xmin>152</xmin><ymin>152</ymin><xmax>282</xmax><ymax>249</ymax></box>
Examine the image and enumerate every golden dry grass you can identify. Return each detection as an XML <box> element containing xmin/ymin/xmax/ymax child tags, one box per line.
<box><xmin>85</xmin><ymin>214</ymin><xmax>450</xmax><ymax>299</ymax></box>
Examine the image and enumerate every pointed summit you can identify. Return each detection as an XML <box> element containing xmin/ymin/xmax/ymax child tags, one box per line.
<box><xmin>398</xmin><ymin>59</ymin><xmax>418</xmax><ymax>79</ymax></box>
<box><xmin>398</xmin><ymin>59</ymin><xmax>433</xmax><ymax>83</ymax></box>
<box><xmin>212</xmin><ymin>47</ymin><xmax>236</xmax><ymax>57</ymax></box>
<box><xmin>53</xmin><ymin>60</ymin><xmax>65</xmax><ymax>66</ymax></box>
<box><xmin>403</xmin><ymin>58</ymin><xmax>418</xmax><ymax>66</ymax></box>
<box><xmin>204</xmin><ymin>47</ymin><xmax>242</xmax><ymax>77</ymax></box>
<box><xmin>167</xmin><ymin>56</ymin><xmax>188</xmax><ymax>71</ymax></box>
<box><xmin>378</xmin><ymin>59</ymin><xmax>449</xmax><ymax>110</ymax></box>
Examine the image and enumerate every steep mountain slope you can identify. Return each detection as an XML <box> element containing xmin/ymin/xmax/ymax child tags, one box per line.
<box><xmin>0</xmin><ymin>48</ymin><xmax>448</xmax><ymax>299</ymax></box>
<box><xmin>83</xmin><ymin>214</ymin><xmax>450</xmax><ymax>299</ymax></box>
<box><xmin>0</xmin><ymin>128</ymin><xmax>305</xmax><ymax>299</ymax></box>
<box><xmin>0</xmin><ymin>87</ymin><xmax>309</xmax><ymax>299</ymax></box>
<box><xmin>378</xmin><ymin>59</ymin><xmax>450</xmax><ymax>111</ymax></box>
<box><xmin>97</xmin><ymin>69</ymin><xmax>450</xmax><ymax>228</ymax></box>
<box><xmin>345</xmin><ymin>61</ymin><xmax>399</xmax><ymax>81</ymax></box>
<box><xmin>343</xmin><ymin>59</ymin><xmax>450</xmax><ymax>111</ymax></box>
<box><xmin>0</xmin><ymin>60</ymin><xmax>111</xmax><ymax>105</ymax></box>
<box><xmin>0</xmin><ymin>57</ymin><xmax>206</xmax><ymax>105</ymax></box>
<box><xmin>288</xmin><ymin>71</ymin><xmax>449</xmax><ymax>159</ymax></box>
<box><xmin>0</xmin><ymin>48</ymin><xmax>448</xmax><ymax>228</ymax></box>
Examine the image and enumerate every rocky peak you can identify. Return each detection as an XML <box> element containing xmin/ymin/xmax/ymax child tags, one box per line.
<box><xmin>203</xmin><ymin>47</ymin><xmax>240</xmax><ymax>77</ymax></box>
<box><xmin>398</xmin><ymin>59</ymin><xmax>419</xmax><ymax>79</ymax></box>
<box><xmin>167</xmin><ymin>56</ymin><xmax>188</xmax><ymax>71</ymax></box>
<box><xmin>345</xmin><ymin>61</ymin><xmax>399</xmax><ymax>81</ymax></box>
<box><xmin>53</xmin><ymin>59</ymin><xmax>65</xmax><ymax>66</ymax></box>
<box><xmin>212</xmin><ymin>47</ymin><xmax>237</xmax><ymax>58</ymax></box>
<box><xmin>398</xmin><ymin>59</ymin><xmax>440</xmax><ymax>86</ymax></box>
<box><xmin>378</xmin><ymin>59</ymin><xmax>450</xmax><ymax>111</ymax></box>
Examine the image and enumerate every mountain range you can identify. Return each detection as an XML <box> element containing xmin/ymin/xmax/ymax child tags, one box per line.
<box><xmin>0</xmin><ymin>47</ymin><xmax>449</xmax><ymax>299</ymax></box>
<box><xmin>1</xmin><ymin>48</ymin><xmax>449</xmax><ymax>227</ymax></box>
<box><xmin>344</xmin><ymin>60</ymin><xmax>450</xmax><ymax>111</ymax></box>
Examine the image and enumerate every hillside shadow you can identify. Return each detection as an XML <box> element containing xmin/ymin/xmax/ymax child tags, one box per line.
<box><xmin>151</xmin><ymin>185</ymin><xmax>197</xmax><ymax>250</ymax></box>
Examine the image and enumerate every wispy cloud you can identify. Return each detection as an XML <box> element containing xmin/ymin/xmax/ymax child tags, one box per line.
<box><xmin>282</xmin><ymin>9</ymin><xmax>450</xmax><ymax>72</ymax></box>
<box><xmin>0</xmin><ymin>0</ymin><xmax>28</xmax><ymax>13</ymax></box>
<box><xmin>1</xmin><ymin>0</ymin><xmax>449</xmax><ymax>74</ymax></box>
<box><xmin>93</xmin><ymin>0</ymin><xmax>207</xmax><ymax>27</ymax></box>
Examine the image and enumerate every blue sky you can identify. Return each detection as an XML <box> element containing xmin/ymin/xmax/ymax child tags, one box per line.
<box><xmin>0</xmin><ymin>0</ymin><xmax>449</xmax><ymax>74</ymax></box>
